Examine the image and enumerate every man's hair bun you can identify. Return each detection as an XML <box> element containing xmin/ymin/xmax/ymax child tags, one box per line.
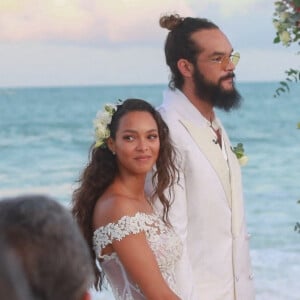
<box><xmin>159</xmin><ymin>14</ymin><xmax>184</xmax><ymax>31</ymax></box>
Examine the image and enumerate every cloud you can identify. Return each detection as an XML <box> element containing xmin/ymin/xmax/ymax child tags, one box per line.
<box><xmin>189</xmin><ymin>0</ymin><xmax>265</xmax><ymax>17</ymax></box>
<box><xmin>0</xmin><ymin>0</ymin><xmax>267</xmax><ymax>44</ymax></box>
<box><xmin>0</xmin><ymin>0</ymin><xmax>287</xmax><ymax>88</ymax></box>
<box><xmin>0</xmin><ymin>0</ymin><xmax>93</xmax><ymax>41</ymax></box>
<box><xmin>0</xmin><ymin>0</ymin><xmax>193</xmax><ymax>44</ymax></box>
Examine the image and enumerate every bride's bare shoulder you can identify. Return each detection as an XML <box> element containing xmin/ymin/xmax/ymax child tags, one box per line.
<box><xmin>93</xmin><ymin>193</ymin><xmax>139</xmax><ymax>230</ymax></box>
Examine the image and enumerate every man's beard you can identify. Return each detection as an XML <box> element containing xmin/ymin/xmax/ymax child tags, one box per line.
<box><xmin>193</xmin><ymin>67</ymin><xmax>242</xmax><ymax>111</ymax></box>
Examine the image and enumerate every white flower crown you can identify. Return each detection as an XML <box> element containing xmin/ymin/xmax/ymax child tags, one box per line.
<box><xmin>93</xmin><ymin>103</ymin><xmax>117</xmax><ymax>148</ymax></box>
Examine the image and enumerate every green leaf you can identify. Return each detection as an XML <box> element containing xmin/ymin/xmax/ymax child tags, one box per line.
<box><xmin>289</xmin><ymin>75</ymin><xmax>297</xmax><ymax>82</ymax></box>
<box><xmin>294</xmin><ymin>222</ymin><xmax>300</xmax><ymax>233</ymax></box>
<box><xmin>280</xmin><ymin>81</ymin><xmax>290</xmax><ymax>91</ymax></box>
<box><xmin>287</xmin><ymin>69</ymin><xmax>298</xmax><ymax>75</ymax></box>
<box><xmin>232</xmin><ymin>143</ymin><xmax>245</xmax><ymax>159</ymax></box>
<box><xmin>274</xmin><ymin>87</ymin><xmax>286</xmax><ymax>97</ymax></box>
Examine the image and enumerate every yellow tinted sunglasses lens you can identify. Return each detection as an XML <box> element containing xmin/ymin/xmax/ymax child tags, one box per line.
<box><xmin>231</xmin><ymin>52</ymin><xmax>240</xmax><ymax>66</ymax></box>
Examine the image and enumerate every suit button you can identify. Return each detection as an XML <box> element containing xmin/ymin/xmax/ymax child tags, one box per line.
<box><xmin>249</xmin><ymin>273</ymin><xmax>254</xmax><ymax>280</ymax></box>
<box><xmin>235</xmin><ymin>276</ymin><xmax>239</xmax><ymax>282</ymax></box>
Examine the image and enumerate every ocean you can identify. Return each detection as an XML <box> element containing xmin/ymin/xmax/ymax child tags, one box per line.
<box><xmin>0</xmin><ymin>82</ymin><xmax>299</xmax><ymax>300</ymax></box>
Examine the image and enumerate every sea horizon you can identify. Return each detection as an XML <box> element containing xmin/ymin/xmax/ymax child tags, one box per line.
<box><xmin>0</xmin><ymin>79</ymin><xmax>288</xmax><ymax>89</ymax></box>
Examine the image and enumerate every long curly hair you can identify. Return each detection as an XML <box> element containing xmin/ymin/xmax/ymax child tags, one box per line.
<box><xmin>160</xmin><ymin>13</ymin><xmax>219</xmax><ymax>90</ymax></box>
<box><xmin>71</xmin><ymin>98</ymin><xmax>179</xmax><ymax>290</ymax></box>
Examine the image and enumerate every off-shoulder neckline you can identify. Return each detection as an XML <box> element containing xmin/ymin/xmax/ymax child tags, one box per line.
<box><xmin>93</xmin><ymin>211</ymin><xmax>159</xmax><ymax>236</ymax></box>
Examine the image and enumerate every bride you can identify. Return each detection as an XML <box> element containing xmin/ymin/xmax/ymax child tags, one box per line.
<box><xmin>72</xmin><ymin>99</ymin><xmax>182</xmax><ymax>299</ymax></box>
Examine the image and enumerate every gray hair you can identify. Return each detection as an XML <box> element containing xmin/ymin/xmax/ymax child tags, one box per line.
<box><xmin>0</xmin><ymin>195</ymin><xmax>94</xmax><ymax>300</ymax></box>
<box><xmin>0</xmin><ymin>238</ymin><xmax>34</xmax><ymax>300</ymax></box>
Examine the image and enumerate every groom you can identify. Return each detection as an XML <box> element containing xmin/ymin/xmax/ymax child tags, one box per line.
<box><xmin>157</xmin><ymin>14</ymin><xmax>255</xmax><ymax>299</ymax></box>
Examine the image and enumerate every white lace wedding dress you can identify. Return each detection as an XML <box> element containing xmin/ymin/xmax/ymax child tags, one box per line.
<box><xmin>93</xmin><ymin>212</ymin><xmax>183</xmax><ymax>300</ymax></box>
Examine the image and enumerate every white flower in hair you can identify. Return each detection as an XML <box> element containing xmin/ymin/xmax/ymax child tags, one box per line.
<box><xmin>93</xmin><ymin>103</ymin><xmax>117</xmax><ymax>148</ymax></box>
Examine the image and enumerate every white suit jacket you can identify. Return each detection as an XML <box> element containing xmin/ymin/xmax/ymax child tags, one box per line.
<box><xmin>158</xmin><ymin>89</ymin><xmax>255</xmax><ymax>300</ymax></box>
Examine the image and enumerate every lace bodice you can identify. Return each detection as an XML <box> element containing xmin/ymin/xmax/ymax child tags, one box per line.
<box><xmin>93</xmin><ymin>212</ymin><xmax>182</xmax><ymax>299</ymax></box>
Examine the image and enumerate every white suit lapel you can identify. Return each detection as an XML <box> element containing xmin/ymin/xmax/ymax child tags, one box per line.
<box><xmin>225</xmin><ymin>138</ymin><xmax>245</xmax><ymax>236</ymax></box>
<box><xmin>180</xmin><ymin>119</ymin><xmax>231</xmax><ymax>207</ymax></box>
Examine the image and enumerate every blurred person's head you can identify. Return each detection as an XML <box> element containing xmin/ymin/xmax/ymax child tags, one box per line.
<box><xmin>0</xmin><ymin>195</ymin><xmax>94</xmax><ymax>300</ymax></box>
<box><xmin>0</xmin><ymin>238</ymin><xmax>34</xmax><ymax>300</ymax></box>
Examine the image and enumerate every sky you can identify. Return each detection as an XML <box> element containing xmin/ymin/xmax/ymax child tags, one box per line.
<box><xmin>0</xmin><ymin>0</ymin><xmax>298</xmax><ymax>88</ymax></box>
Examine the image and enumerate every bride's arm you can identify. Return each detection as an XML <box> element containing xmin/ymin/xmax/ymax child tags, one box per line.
<box><xmin>112</xmin><ymin>231</ymin><xmax>181</xmax><ymax>300</ymax></box>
